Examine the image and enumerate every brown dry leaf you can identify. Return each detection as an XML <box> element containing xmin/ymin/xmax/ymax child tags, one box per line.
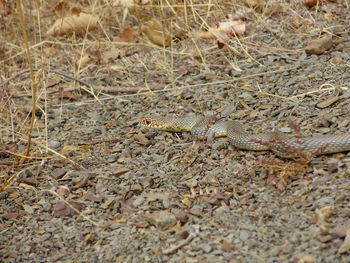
<box><xmin>45</xmin><ymin>78</ymin><xmax>60</xmax><ymax>88</ymax></box>
<box><xmin>101</xmin><ymin>47</ymin><xmax>126</xmax><ymax>62</ymax></box>
<box><xmin>316</xmin><ymin>96</ymin><xmax>339</xmax><ymax>108</ymax></box>
<box><xmin>111</xmin><ymin>167</ymin><xmax>130</xmax><ymax>176</ymax></box>
<box><xmin>303</xmin><ymin>0</ymin><xmax>335</xmax><ymax>7</ymax></box>
<box><xmin>53</xmin><ymin>1</ymin><xmax>70</xmax><ymax>17</ymax></box>
<box><xmin>181</xmin><ymin>197</ymin><xmax>192</xmax><ymax>207</ymax></box>
<box><xmin>134</xmin><ymin>134</ymin><xmax>150</xmax><ymax>146</ymax></box>
<box><xmin>265</xmin><ymin>5</ymin><xmax>287</xmax><ymax>16</ymax></box>
<box><xmin>84</xmin><ymin>233</ymin><xmax>96</xmax><ymax>244</ymax></box>
<box><xmin>116</xmin><ymin>26</ymin><xmax>139</xmax><ymax>42</ymax></box>
<box><xmin>53</xmin><ymin>201</ymin><xmax>84</xmax><ymax>217</ymax></box>
<box><xmin>218</xmin><ymin>20</ymin><xmax>246</xmax><ymax>36</ymax></box>
<box><xmin>141</xmin><ymin>19</ymin><xmax>172</xmax><ymax>47</ymax></box>
<box><xmin>47</xmin><ymin>12</ymin><xmax>98</xmax><ymax>37</ymax></box>
<box><xmin>198</xmin><ymin>20</ymin><xmax>246</xmax><ymax>41</ymax></box>
<box><xmin>304</xmin><ymin>35</ymin><xmax>333</xmax><ymax>55</ymax></box>
<box><xmin>245</xmin><ymin>0</ymin><xmax>265</xmax><ymax>9</ymax></box>
<box><xmin>85</xmin><ymin>191</ymin><xmax>103</xmax><ymax>203</ymax></box>
<box><xmin>76</xmin><ymin>52</ymin><xmax>98</xmax><ymax>68</ymax></box>
<box><xmin>197</xmin><ymin>30</ymin><xmax>216</xmax><ymax>39</ymax></box>
<box><xmin>59</xmin><ymin>88</ymin><xmax>79</xmax><ymax>101</ymax></box>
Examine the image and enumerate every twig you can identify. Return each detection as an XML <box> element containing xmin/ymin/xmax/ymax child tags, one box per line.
<box><xmin>0</xmin><ymin>69</ymin><xmax>30</xmax><ymax>87</ymax></box>
<box><xmin>162</xmin><ymin>225</ymin><xmax>200</xmax><ymax>255</ymax></box>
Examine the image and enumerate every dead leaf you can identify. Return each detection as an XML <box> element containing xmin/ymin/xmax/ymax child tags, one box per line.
<box><xmin>76</xmin><ymin>53</ymin><xmax>97</xmax><ymax>68</ymax></box>
<box><xmin>181</xmin><ymin>197</ymin><xmax>192</xmax><ymax>207</ymax></box>
<box><xmin>1</xmin><ymin>211</ymin><xmax>26</xmax><ymax>220</ymax></box>
<box><xmin>111</xmin><ymin>167</ymin><xmax>130</xmax><ymax>176</ymax></box>
<box><xmin>53</xmin><ymin>1</ymin><xmax>70</xmax><ymax>17</ymax></box>
<box><xmin>116</xmin><ymin>26</ymin><xmax>139</xmax><ymax>42</ymax></box>
<box><xmin>303</xmin><ymin>0</ymin><xmax>335</xmax><ymax>7</ymax></box>
<box><xmin>244</xmin><ymin>0</ymin><xmax>265</xmax><ymax>9</ymax></box>
<box><xmin>45</xmin><ymin>78</ymin><xmax>60</xmax><ymax>88</ymax></box>
<box><xmin>134</xmin><ymin>134</ymin><xmax>150</xmax><ymax>146</ymax></box>
<box><xmin>265</xmin><ymin>5</ymin><xmax>287</xmax><ymax>16</ymax></box>
<box><xmin>197</xmin><ymin>30</ymin><xmax>216</xmax><ymax>39</ymax></box>
<box><xmin>218</xmin><ymin>20</ymin><xmax>246</xmax><ymax>36</ymax></box>
<box><xmin>53</xmin><ymin>201</ymin><xmax>84</xmax><ymax>217</ymax></box>
<box><xmin>84</xmin><ymin>233</ymin><xmax>96</xmax><ymax>244</ymax></box>
<box><xmin>304</xmin><ymin>35</ymin><xmax>333</xmax><ymax>55</ymax></box>
<box><xmin>317</xmin><ymin>234</ymin><xmax>334</xmax><ymax>243</ymax></box>
<box><xmin>316</xmin><ymin>96</ymin><xmax>339</xmax><ymax>108</ymax></box>
<box><xmin>47</xmin><ymin>12</ymin><xmax>98</xmax><ymax>37</ymax></box>
<box><xmin>85</xmin><ymin>191</ymin><xmax>103</xmax><ymax>202</ymax></box>
<box><xmin>101</xmin><ymin>47</ymin><xmax>125</xmax><ymax>62</ymax></box>
<box><xmin>141</xmin><ymin>19</ymin><xmax>172</xmax><ymax>47</ymax></box>
<box><xmin>51</xmin><ymin>169</ymin><xmax>67</xmax><ymax>180</ymax></box>
<box><xmin>18</xmin><ymin>176</ymin><xmax>38</xmax><ymax>187</ymax></box>
<box><xmin>198</xmin><ymin>20</ymin><xmax>246</xmax><ymax>43</ymax></box>
<box><xmin>59</xmin><ymin>87</ymin><xmax>79</xmax><ymax>101</ymax></box>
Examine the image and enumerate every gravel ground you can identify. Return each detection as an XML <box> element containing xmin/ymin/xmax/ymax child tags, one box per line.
<box><xmin>1</xmin><ymin>2</ymin><xmax>350</xmax><ymax>263</ymax></box>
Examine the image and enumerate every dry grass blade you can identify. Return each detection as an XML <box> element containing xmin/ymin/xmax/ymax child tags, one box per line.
<box><xmin>16</xmin><ymin>0</ymin><xmax>37</xmax><ymax>158</ymax></box>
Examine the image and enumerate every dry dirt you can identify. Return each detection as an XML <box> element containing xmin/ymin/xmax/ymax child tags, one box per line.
<box><xmin>1</xmin><ymin>1</ymin><xmax>350</xmax><ymax>263</ymax></box>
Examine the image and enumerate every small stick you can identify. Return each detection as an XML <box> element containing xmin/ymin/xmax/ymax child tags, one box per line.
<box><xmin>162</xmin><ymin>225</ymin><xmax>200</xmax><ymax>255</ymax></box>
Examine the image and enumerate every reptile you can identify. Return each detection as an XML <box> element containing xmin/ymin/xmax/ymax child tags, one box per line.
<box><xmin>139</xmin><ymin>115</ymin><xmax>350</xmax><ymax>157</ymax></box>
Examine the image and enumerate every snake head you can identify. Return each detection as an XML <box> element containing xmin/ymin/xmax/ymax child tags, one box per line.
<box><xmin>139</xmin><ymin>117</ymin><xmax>161</xmax><ymax>128</ymax></box>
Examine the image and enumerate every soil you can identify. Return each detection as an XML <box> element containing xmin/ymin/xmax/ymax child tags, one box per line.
<box><xmin>1</xmin><ymin>1</ymin><xmax>350</xmax><ymax>263</ymax></box>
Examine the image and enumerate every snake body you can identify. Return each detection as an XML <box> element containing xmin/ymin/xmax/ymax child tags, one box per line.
<box><xmin>139</xmin><ymin>115</ymin><xmax>350</xmax><ymax>157</ymax></box>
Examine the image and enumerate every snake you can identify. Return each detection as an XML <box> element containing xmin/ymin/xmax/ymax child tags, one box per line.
<box><xmin>139</xmin><ymin>115</ymin><xmax>350</xmax><ymax>157</ymax></box>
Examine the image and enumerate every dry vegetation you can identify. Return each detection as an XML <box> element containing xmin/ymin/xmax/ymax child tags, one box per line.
<box><xmin>1</xmin><ymin>0</ymin><xmax>350</xmax><ymax>261</ymax></box>
<box><xmin>1</xmin><ymin>0</ymin><xmax>346</xmax><ymax>187</ymax></box>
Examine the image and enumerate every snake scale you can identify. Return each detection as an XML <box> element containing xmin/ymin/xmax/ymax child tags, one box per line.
<box><xmin>139</xmin><ymin>115</ymin><xmax>350</xmax><ymax>157</ymax></box>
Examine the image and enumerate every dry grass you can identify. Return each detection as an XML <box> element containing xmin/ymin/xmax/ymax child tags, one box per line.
<box><xmin>0</xmin><ymin>0</ymin><xmax>349</xmax><ymax>190</ymax></box>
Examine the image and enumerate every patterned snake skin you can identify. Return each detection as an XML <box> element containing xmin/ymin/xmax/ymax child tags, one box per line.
<box><xmin>139</xmin><ymin>115</ymin><xmax>350</xmax><ymax>157</ymax></box>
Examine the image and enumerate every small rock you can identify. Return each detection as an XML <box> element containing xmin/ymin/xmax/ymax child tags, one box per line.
<box><xmin>132</xmin><ymin>197</ymin><xmax>145</xmax><ymax>207</ymax></box>
<box><xmin>51</xmin><ymin>169</ymin><xmax>67</xmax><ymax>180</ymax></box>
<box><xmin>144</xmin><ymin>210</ymin><xmax>177</xmax><ymax>228</ymax></box>
<box><xmin>316</xmin><ymin>97</ymin><xmax>339</xmax><ymax>109</ymax></box>
<box><xmin>47</xmin><ymin>140</ymin><xmax>61</xmax><ymax>149</ymax></box>
<box><xmin>172</xmin><ymin>209</ymin><xmax>189</xmax><ymax>223</ymax></box>
<box><xmin>199</xmin><ymin>243</ymin><xmax>212</xmax><ymax>253</ymax></box>
<box><xmin>338</xmin><ymin>229</ymin><xmax>350</xmax><ymax>254</ymax></box>
<box><xmin>317</xmin><ymin>235</ymin><xmax>334</xmax><ymax>243</ymax></box>
<box><xmin>239</xmin><ymin>230</ymin><xmax>249</xmax><ymax>241</ymax></box>
<box><xmin>330</xmin><ymin>227</ymin><xmax>348</xmax><ymax>239</ymax></box>
<box><xmin>304</xmin><ymin>35</ymin><xmax>333</xmax><ymax>55</ymax></box>
<box><xmin>298</xmin><ymin>255</ymin><xmax>316</xmax><ymax>263</ymax></box>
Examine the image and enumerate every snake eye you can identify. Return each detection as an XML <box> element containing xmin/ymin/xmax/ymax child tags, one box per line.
<box><xmin>141</xmin><ymin>118</ymin><xmax>153</xmax><ymax>126</ymax></box>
